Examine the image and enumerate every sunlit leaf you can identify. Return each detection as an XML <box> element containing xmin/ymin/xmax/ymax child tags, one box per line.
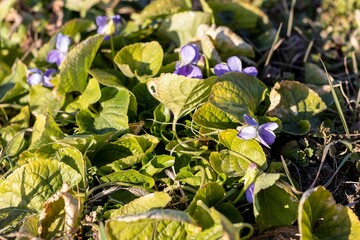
<box><xmin>76</xmin><ymin>87</ymin><xmax>130</xmax><ymax>133</ymax></box>
<box><xmin>187</xmin><ymin>182</ymin><xmax>225</xmax><ymax>216</ymax></box>
<box><xmin>0</xmin><ymin>160</ymin><xmax>81</xmax><ymax>229</ymax></box>
<box><xmin>106</xmin><ymin>209</ymin><xmax>199</xmax><ymax>240</ymax></box>
<box><xmin>65</xmin><ymin>78</ymin><xmax>101</xmax><ymax>113</ymax></box>
<box><xmin>209</xmin><ymin>72</ymin><xmax>267</xmax><ymax>122</ymax></box>
<box><xmin>58</xmin><ymin>34</ymin><xmax>103</xmax><ymax>93</ymax></box>
<box><xmin>114</xmin><ymin>41</ymin><xmax>163</xmax><ymax>83</ymax></box>
<box><xmin>267</xmin><ymin>81</ymin><xmax>327</xmax><ymax>135</ymax></box>
<box><xmin>28</xmin><ymin>114</ymin><xmax>65</xmax><ymax>151</ymax></box>
<box><xmin>299</xmin><ymin>186</ymin><xmax>360</xmax><ymax>240</ymax></box>
<box><xmin>193</xmin><ymin>102</ymin><xmax>239</xmax><ymax>130</ymax></box>
<box><xmin>110</xmin><ymin>192</ymin><xmax>171</xmax><ymax>218</ymax></box>
<box><xmin>209</xmin><ymin>129</ymin><xmax>266</xmax><ymax>177</ymax></box>
<box><xmin>101</xmin><ymin>170</ymin><xmax>155</xmax><ymax>188</ymax></box>
<box><xmin>147</xmin><ymin>74</ymin><xmax>217</xmax><ymax>121</ymax></box>
<box><xmin>29</xmin><ymin>84</ymin><xmax>65</xmax><ymax>117</ymax></box>
<box><xmin>157</xmin><ymin>11</ymin><xmax>212</xmax><ymax>46</ymax></box>
<box><xmin>0</xmin><ymin>59</ymin><xmax>28</xmax><ymax>102</ymax></box>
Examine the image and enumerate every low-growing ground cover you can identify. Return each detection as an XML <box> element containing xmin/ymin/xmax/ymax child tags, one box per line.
<box><xmin>0</xmin><ymin>0</ymin><xmax>360</xmax><ymax>239</ymax></box>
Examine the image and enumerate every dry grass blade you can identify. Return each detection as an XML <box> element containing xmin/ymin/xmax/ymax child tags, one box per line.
<box><xmin>286</xmin><ymin>0</ymin><xmax>296</xmax><ymax>37</ymax></box>
<box><xmin>265</xmin><ymin>23</ymin><xmax>283</xmax><ymax>67</ymax></box>
<box><xmin>320</xmin><ymin>59</ymin><xmax>350</xmax><ymax>137</ymax></box>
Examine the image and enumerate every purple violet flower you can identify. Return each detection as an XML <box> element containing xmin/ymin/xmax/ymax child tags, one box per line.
<box><xmin>245</xmin><ymin>183</ymin><xmax>255</xmax><ymax>203</ymax></box>
<box><xmin>26</xmin><ymin>68</ymin><xmax>57</xmax><ymax>87</ymax></box>
<box><xmin>237</xmin><ymin>114</ymin><xmax>278</xmax><ymax>148</ymax></box>
<box><xmin>96</xmin><ymin>15</ymin><xmax>121</xmax><ymax>40</ymax></box>
<box><xmin>46</xmin><ymin>33</ymin><xmax>71</xmax><ymax>67</ymax></box>
<box><xmin>214</xmin><ymin>56</ymin><xmax>258</xmax><ymax>77</ymax></box>
<box><xmin>174</xmin><ymin>44</ymin><xmax>203</xmax><ymax>79</ymax></box>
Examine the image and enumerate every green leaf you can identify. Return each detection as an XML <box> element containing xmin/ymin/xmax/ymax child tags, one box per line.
<box><xmin>253</xmin><ymin>173</ymin><xmax>281</xmax><ymax>195</ymax></box>
<box><xmin>17</xmin><ymin>215</ymin><xmax>39</xmax><ymax>239</ymax></box>
<box><xmin>4</xmin><ymin>130</ymin><xmax>27</xmax><ymax>158</ymax></box>
<box><xmin>209</xmin><ymin>129</ymin><xmax>266</xmax><ymax>177</ymax></box>
<box><xmin>157</xmin><ymin>11</ymin><xmax>212</xmax><ymax>46</ymax></box>
<box><xmin>110</xmin><ymin>192</ymin><xmax>171</xmax><ymax>218</ymax></box>
<box><xmin>114</xmin><ymin>134</ymin><xmax>159</xmax><ymax>155</ymax></box>
<box><xmin>89</xmin><ymin>68</ymin><xmax>126</xmax><ymax>88</ymax></box>
<box><xmin>166</xmin><ymin>138</ymin><xmax>208</xmax><ymax>156</ymax></box>
<box><xmin>140</xmin><ymin>155</ymin><xmax>175</xmax><ymax>176</ymax></box>
<box><xmin>105</xmin><ymin>134</ymin><xmax>160</xmax><ymax>171</ymax></box>
<box><xmin>101</xmin><ymin>170</ymin><xmax>155</xmax><ymax>188</ymax></box>
<box><xmin>29</xmin><ymin>84</ymin><xmax>65</xmax><ymax>117</ymax></box>
<box><xmin>193</xmin><ymin>102</ymin><xmax>239</xmax><ymax>130</ymax></box>
<box><xmin>76</xmin><ymin>87</ymin><xmax>130</xmax><ymax>133</ymax></box>
<box><xmin>58</xmin><ymin>34</ymin><xmax>103</xmax><ymax>93</ymax></box>
<box><xmin>208</xmin><ymin>0</ymin><xmax>270</xmax><ymax>34</ymax></box>
<box><xmin>114</xmin><ymin>41</ymin><xmax>164</xmax><ymax>82</ymax></box>
<box><xmin>191</xmin><ymin>201</ymin><xmax>241</xmax><ymax>240</ymax></box>
<box><xmin>197</xmin><ymin>24</ymin><xmax>254</xmax><ymax>58</ymax></box>
<box><xmin>65</xmin><ymin>0</ymin><xmax>101</xmax><ymax>16</ymax></box>
<box><xmin>188</xmin><ymin>182</ymin><xmax>225</xmax><ymax>216</ymax></box>
<box><xmin>38</xmin><ymin>184</ymin><xmax>82</xmax><ymax>239</ymax></box>
<box><xmin>35</xmin><ymin>143</ymin><xmax>86</xmax><ymax>183</ymax></box>
<box><xmin>254</xmin><ymin>180</ymin><xmax>298</xmax><ymax>231</ymax></box>
<box><xmin>147</xmin><ymin>74</ymin><xmax>217</xmax><ymax>121</ymax></box>
<box><xmin>209</xmin><ymin>72</ymin><xmax>267</xmax><ymax>122</ymax></box>
<box><xmin>106</xmin><ymin>209</ymin><xmax>199</xmax><ymax>240</ymax></box>
<box><xmin>0</xmin><ymin>59</ymin><xmax>28</xmax><ymax>102</ymax></box>
<box><xmin>28</xmin><ymin>114</ymin><xmax>65</xmax><ymax>151</ymax></box>
<box><xmin>305</xmin><ymin>63</ymin><xmax>330</xmax><ymax>85</ymax></box>
<box><xmin>65</xmin><ymin>78</ymin><xmax>101</xmax><ymax>113</ymax></box>
<box><xmin>299</xmin><ymin>186</ymin><xmax>360</xmax><ymax>240</ymax></box>
<box><xmin>267</xmin><ymin>81</ymin><xmax>327</xmax><ymax>135</ymax></box>
<box><xmin>131</xmin><ymin>0</ymin><xmax>192</xmax><ymax>24</ymax></box>
<box><xmin>0</xmin><ymin>159</ymin><xmax>82</xmax><ymax>229</ymax></box>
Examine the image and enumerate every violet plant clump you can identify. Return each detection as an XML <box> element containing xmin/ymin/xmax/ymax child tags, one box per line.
<box><xmin>174</xmin><ymin>44</ymin><xmax>203</xmax><ymax>79</ymax></box>
<box><xmin>237</xmin><ymin>114</ymin><xmax>278</xmax><ymax>148</ymax></box>
<box><xmin>96</xmin><ymin>15</ymin><xmax>121</xmax><ymax>40</ymax></box>
<box><xmin>26</xmin><ymin>68</ymin><xmax>57</xmax><ymax>87</ymax></box>
<box><xmin>214</xmin><ymin>56</ymin><xmax>258</xmax><ymax>77</ymax></box>
<box><xmin>46</xmin><ymin>33</ymin><xmax>71</xmax><ymax>67</ymax></box>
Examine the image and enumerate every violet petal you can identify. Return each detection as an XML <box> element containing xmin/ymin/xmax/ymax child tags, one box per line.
<box><xmin>27</xmin><ymin>69</ymin><xmax>43</xmax><ymax>86</ymax></box>
<box><xmin>227</xmin><ymin>56</ymin><xmax>242</xmax><ymax>72</ymax></box>
<box><xmin>237</xmin><ymin>126</ymin><xmax>257</xmax><ymax>140</ymax></box>
<box><xmin>56</xmin><ymin>33</ymin><xmax>71</xmax><ymax>52</ymax></box>
<box><xmin>243</xmin><ymin>66</ymin><xmax>258</xmax><ymax>77</ymax></box>
<box><xmin>214</xmin><ymin>63</ymin><xmax>230</xmax><ymax>76</ymax></box>
<box><xmin>245</xmin><ymin>183</ymin><xmax>255</xmax><ymax>203</ymax></box>
<box><xmin>243</xmin><ymin>114</ymin><xmax>259</xmax><ymax>127</ymax></box>
<box><xmin>96</xmin><ymin>16</ymin><xmax>108</xmax><ymax>29</ymax></box>
<box><xmin>180</xmin><ymin>44</ymin><xmax>199</xmax><ymax>66</ymax></box>
<box><xmin>174</xmin><ymin>64</ymin><xmax>202</xmax><ymax>79</ymax></box>
<box><xmin>111</xmin><ymin>15</ymin><xmax>121</xmax><ymax>25</ymax></box>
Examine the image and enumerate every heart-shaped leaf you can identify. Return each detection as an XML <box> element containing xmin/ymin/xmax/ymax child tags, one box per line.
<box><xmin>147</xmin><ymin>74</ymin><xmax>217</xmax><ymax>121</ymax></box>
<box><xmin>114</xmin><ymin>41</ymin><xmax>163</xmax><ymax>82</ymax></box>
<box><xmin>267</xmin><ymin>81</ymin><xmax>327</xmax><ymax>135</ymax></box>
<box><xmin>299</xmin><ymin>186</ymin><xmax>360</xmax><ymax>240</ymax></box>
<box><xmin>209</xmin><ymin>72</ymin><xmax>267</xmax><ymax>122</ymax></box>
<box><xmin>58</xmin><ymin>34</ymin><xmax>103</xmax><ymax>93</ymax></box>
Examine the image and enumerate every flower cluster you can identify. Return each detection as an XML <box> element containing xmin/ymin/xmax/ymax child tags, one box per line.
<box><xmin>174</xmin><ymin>44</ymin><xmax>203</xmax><ymax>79</ymax></box>
<box><xmin>27</xmin><ymin>68</ymin><xmax>56</xmax><ymax>87</ymax></box>
<box><xmin>214</xmin><ymin>56</ymin><xmax>258</xmax><ymax>77</ymax></box>
<box><xmin>96</xmin><ymin>15</ymin><xmax>121</xmax><ymax>40</ymax></box>
<box><xmin>237</xmin><ymin>114</ymin><xmax>278</xmax><ymax>148</ymax></box>
<box><xmin>46</xmin><ymin>33</ymin><xmax>71</xmax><ymax>67</ymax></box>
